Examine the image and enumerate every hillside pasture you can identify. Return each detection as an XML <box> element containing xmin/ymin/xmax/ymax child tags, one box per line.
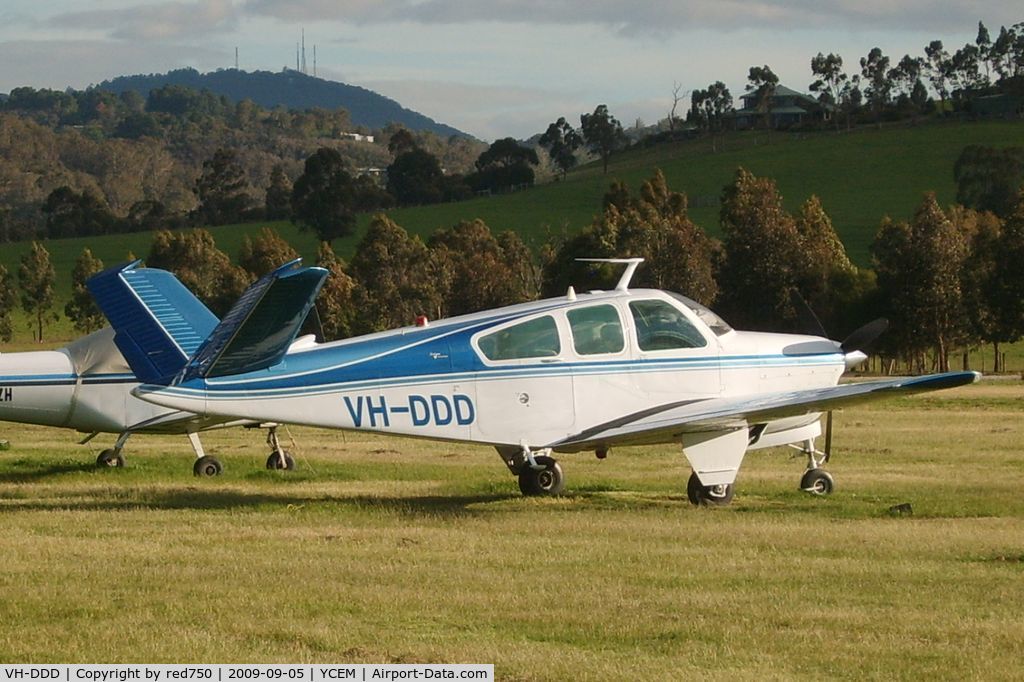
<box><xmin>1</xmin><ymin>380</ymin><xmax>1022</xmax><ymax>677</ymax></box>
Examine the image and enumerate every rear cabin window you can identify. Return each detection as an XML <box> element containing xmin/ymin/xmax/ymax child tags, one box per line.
<box><xmin>629</xmin><ymin>300</ymin><xmax>707</xmax><ymax>351</ymax></box>
<box><xmin>567</xmin><ymin>305</ymin><xmax>625</xmax><ymax>355</ymax></box>
<box><xmin>478</xmin><ymin>315</ymin><xmax>561</xmax><ymax>361</ymax></box>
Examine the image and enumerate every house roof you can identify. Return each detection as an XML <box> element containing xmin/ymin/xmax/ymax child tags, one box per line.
<box><xmin>741</xmin><ymin>84</ymin><xmax>818</xmax><ymax>104</ymax></box>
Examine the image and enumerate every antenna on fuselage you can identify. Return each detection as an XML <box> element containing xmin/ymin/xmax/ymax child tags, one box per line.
<box><xmin>575</xmin><ymin>257</ymin><xmax>644</xmax><ymax>291</ymax></box>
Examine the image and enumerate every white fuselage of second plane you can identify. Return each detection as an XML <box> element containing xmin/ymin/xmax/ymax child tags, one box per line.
<box><xmin>136</xmin><ymin>289</ymin><xmax>846</xmax><ymax>451</ymax></box>
<box><xmin>0</xmin><ymin>328</ymin><xmax>177</xmax><ymax>434</ymax></box>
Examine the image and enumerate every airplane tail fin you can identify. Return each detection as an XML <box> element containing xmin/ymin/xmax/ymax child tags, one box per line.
<box><xmin>87</xmin><ymin>261</ymin><xmax>220</xmax><ymax>384</ymax></box>
<box><xmin>178</xmin><ymin>259</ymin><xmax>327</xmax><ymax>382</ymax></box>
<box><xmin>88</xmin><ymin>259</ymin><xmax>328</xmax><ymax>385</ymax></box>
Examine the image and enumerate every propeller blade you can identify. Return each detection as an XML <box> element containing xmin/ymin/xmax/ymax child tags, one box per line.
<box><xmin>840</xmin><ymin>318</ymin><xmax>889</xmax><ymax>354</ymax></box>
<box><xmin>789</xmin><ymin>290</ymin><xmax>827</xmax><ymax>338</ymax></box>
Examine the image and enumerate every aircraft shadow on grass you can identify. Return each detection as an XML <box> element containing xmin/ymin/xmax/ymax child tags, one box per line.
<box><xmin>0</xmin><ymin>485</ymin><xmax>522</xmax><ymax>516</ymax></box>
<box><xmin>0</xmin><ymin>460</ymin><xmax>101</xmax><ymax>483</ymax></box>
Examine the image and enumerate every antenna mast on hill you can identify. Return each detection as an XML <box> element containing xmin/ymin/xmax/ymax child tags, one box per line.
<box><xmin>234</xmin><ymin>47</ymin><xmax>239</xmax><ymax>70</ymax></box>
<box><xmin>313</xmin><ymin>44</ymin><xmax>317</xmax><ymax>77</ymax></box>
<box><xmin>301</xmin><ymin>28</ymin><xmax>307</xmax><ymax>74</ymax></box>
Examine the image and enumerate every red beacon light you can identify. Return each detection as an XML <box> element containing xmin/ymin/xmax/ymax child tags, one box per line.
<box><xmin>415</xmin><ymin>315</ymin><xmax>430</xmax><ymax>327</ymax></box>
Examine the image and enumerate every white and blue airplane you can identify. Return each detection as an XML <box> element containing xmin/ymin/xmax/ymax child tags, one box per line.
<box><xmin>85</xmin><ymin>257</ymin><xmax>978</xmax><ymax>504</ymax></box>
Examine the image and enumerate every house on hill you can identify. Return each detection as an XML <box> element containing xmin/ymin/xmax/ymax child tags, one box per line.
<box><xmin>732</xmin><ymin>85</ymin><xmax>830</xmax><ymax>130</ymax></box>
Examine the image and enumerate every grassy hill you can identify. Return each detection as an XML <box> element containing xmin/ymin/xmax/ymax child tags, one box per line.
<box><xmin>375</xmin><ymin>118</ymin><xmax>1024</xmax><ymax>267</ymax></box>
<box><xmin>2</xmin><ymin>118</ymin><xmax>1023</xmax><ymax>348</ymax></box>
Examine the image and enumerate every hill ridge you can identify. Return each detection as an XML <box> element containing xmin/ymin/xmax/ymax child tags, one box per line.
<box><xmin>95</xmin><ymin>67</ymin><xmax>469</xmax><ymax>138</ymax></box>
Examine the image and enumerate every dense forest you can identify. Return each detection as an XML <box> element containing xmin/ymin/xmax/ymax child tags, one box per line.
<box><xmin>0</xmin><ymin>80</ymin><xmax>485</xmax><ymax>241</ymax></box>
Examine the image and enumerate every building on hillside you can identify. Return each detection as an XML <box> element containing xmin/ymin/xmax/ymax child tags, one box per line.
<box><xmin>731</xmin><ymin>85</ymin><xmax>831</xmax><ymax>130</ymax></box>
<box><xmin>357</xmin><ymin>167</ymin><xmax>387</xmax><ymax>182</ymax></box>
<box><xmin>341</xmin><ymin>132</ymin><xmax>375</xmax><ymax>143</ymax></box>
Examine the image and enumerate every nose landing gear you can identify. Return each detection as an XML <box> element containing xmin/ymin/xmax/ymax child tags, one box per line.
<box><xmin>793</xmin><ymin>417</ymin><xmax>834</xmax><ymax>496</ymax></box>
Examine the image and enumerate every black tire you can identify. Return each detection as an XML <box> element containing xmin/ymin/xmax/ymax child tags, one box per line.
<box><xmin>96</xmin><ymin>449</ymin><xmax>125</xmax><ymax>468</ymax></box>
<box><xmin>193</xmin><ymin>455</ymin><xmax>223</xmax><ymax>477</ymax></box>
<box><xmin>686</xmin><ymin>471</ymin><xmax>734</xmax><ymax>506</ymax></box>
<box><xmin>266</xmin><ymin>451</ymin><xmax>296</xmax><ymax>471</ymax></box>
<box><xmin>800</xmin><ymin>468</ymin><xmax>834</xmax><ymax>495</ymax></box>
<box><xmin>518</xmin><ymin>455</ymin><xmax>565</xmax><ymax>496</ymax></box>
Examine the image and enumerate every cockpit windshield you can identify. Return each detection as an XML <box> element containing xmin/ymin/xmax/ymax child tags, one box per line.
<box><xmin>668</xmin><ymin>293</ymin><xmax>733</xmax><ymax>336</ymax></box>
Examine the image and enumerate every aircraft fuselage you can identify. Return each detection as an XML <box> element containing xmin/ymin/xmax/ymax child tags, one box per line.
<box><xmin>137</xmin><ymin>289</ymin><xmax>844</xmax><ymax>450</ymax></box>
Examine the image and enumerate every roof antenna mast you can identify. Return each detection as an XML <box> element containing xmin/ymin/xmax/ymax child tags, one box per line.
<box><xmin>575</xmin><ymin>257</ymin><xmax>645</xmax><ymax>291</ymax></box>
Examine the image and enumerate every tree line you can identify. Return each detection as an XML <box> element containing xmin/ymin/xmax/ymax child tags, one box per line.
<box><xmin>9</xmin><ymin>148</ymin><xmax>1023</xmax><ymax>375</ymax></box>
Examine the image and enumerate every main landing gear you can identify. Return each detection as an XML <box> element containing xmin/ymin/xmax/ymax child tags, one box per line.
<box><xmin>188</xmin><ymin>432</ymin><xmax>223</xmax><ymax>477</ymax></box>
<box><xmin>96</xmin><ymin>448</ymin><xmax>125</xmax><ymax>468</ymax></box>
<box><xmin>686</xmin><ymin>472</ymin><xmax>734</xmax><ymax>506</ymax></box>
<box><xmin>94</xmin><ymin>430</ymin><xmax>132</xmax><ymax>469</ymax></box>
<box><xmin>499</xmin><ymin>446</ymin><xmax>565</xmax><ymax>497</ymax></box>
<box><xmin>93</xmin><ymin>425</ymin><xmax>301</xmax><ymax>477</ymax></box>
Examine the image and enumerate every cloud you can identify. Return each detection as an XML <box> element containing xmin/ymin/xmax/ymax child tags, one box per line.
<box><xmin>243</xmin><ymin>0</ymin><xmax>1019</xmax><ymax>35</ymax></box>
<box><xmin>0</xmin><ymin>39</ymin><xmax>227</xmax><ymax>92</ymax></box>
<box><xmin>49</xmin><ymin>0</ymin><xmax>239</xmax><ymax>41</ymax></box>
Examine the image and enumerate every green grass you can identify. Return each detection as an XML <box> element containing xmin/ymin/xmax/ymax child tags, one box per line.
<box><xmin>2</xmin><ymin>380</ymin><xmax>1023</xmax><ymax>676</ymax></box>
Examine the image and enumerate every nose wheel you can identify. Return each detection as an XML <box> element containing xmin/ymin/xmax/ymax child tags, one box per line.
<box><xmin>265</xmin><ymin>426</ymin><xmax>297</xmax><ymax>471</ymax></box>
<box><xmin>800</xmin><ymin>468</ymin><xmax>834</xmax><ymax>495</ymax></box>
<box><xmin>793</xmin><ymin>435</ymin><xmax>834</xmax><ymax>496</ymax></box>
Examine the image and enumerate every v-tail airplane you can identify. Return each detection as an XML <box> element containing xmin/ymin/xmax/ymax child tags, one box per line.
<box><xmin>86</xmin><ymin>257</ymin><xmax>978</xmax><ymax>504</ymax></box>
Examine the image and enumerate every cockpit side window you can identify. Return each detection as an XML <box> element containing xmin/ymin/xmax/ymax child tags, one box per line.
<box><xmin>629</xmin><ymin>299</ymin><xmax>708</xmax><ymax>351</ymax></box>
<box><xmin>567</xmin><ymin>304</ymin><xmax>624</xmax><ymax>355</ymax></box>
<box><xmin>477</xmin><ymin>315</ymin><xmax>561</xmax><ymax>361</ymax></box>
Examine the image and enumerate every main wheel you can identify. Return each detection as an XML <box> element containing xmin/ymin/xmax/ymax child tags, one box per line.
<box><xmin>96</xmin><ymin>449</ymin><xmax>125</xmax><ymax>468</ymax></box>
<box><xmin>800</xmin><ymin>468</ymin><xmax>834</xmax><ymax>495</ymax></box>
<box><xmin>193</xmin><ymin>455</ymin><xmax>223</xmax><ymax>477</ymax></box>
<box><xmin>686</xmin><ymin>471</ymin><xmax>734</xmax><ymax>506</ymax></box>
<box><xmin>266</xmin><ymin>451</ymin><xmax>296</xmax><ymax>470</ymax></box>
<box><xmin>518</xmin><ymin>456</ymin><xmax>565</xmax><ymax>496</ymax></box>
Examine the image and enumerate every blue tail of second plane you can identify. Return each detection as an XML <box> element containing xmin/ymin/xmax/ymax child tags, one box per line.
<box><xmin>88</xmin><ymin>261</ymin><xmax>220</xmax><ymax>384</ymax></box>
<box><xmin>88</xmin><ymin>259</ymin><xmax>328</xmax><ymax>385</ymax></box>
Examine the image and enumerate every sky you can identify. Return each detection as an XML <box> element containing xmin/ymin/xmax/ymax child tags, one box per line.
<box><xmin>0</xmin><ymin>1</ymin><xmax>1018</xmax><ymax>140</ymax></box>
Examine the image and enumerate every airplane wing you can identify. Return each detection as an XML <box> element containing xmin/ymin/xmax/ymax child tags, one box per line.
<box><xmin>547</xmin><ymin>371</ymin><xmax>980</xmax><ymax>452</ymax></box>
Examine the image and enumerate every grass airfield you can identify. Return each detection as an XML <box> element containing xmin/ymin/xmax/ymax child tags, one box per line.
<box><xmin>1</xmin><ymin>381</ymin><xmax>1023</xmax><ymax>679</ymax></box>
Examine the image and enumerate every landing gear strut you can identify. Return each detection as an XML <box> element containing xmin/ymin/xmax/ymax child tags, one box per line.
<box><xmin>265</xmin><ymin>426</ymin><xmax>295</xmax><ymax>471</ymax></box>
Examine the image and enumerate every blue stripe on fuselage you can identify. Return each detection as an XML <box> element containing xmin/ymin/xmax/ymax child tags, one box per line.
<box><xmin>155</xmin><ymin>300</ymin><xmax>844</xmax><ymax>399</ymax></box>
